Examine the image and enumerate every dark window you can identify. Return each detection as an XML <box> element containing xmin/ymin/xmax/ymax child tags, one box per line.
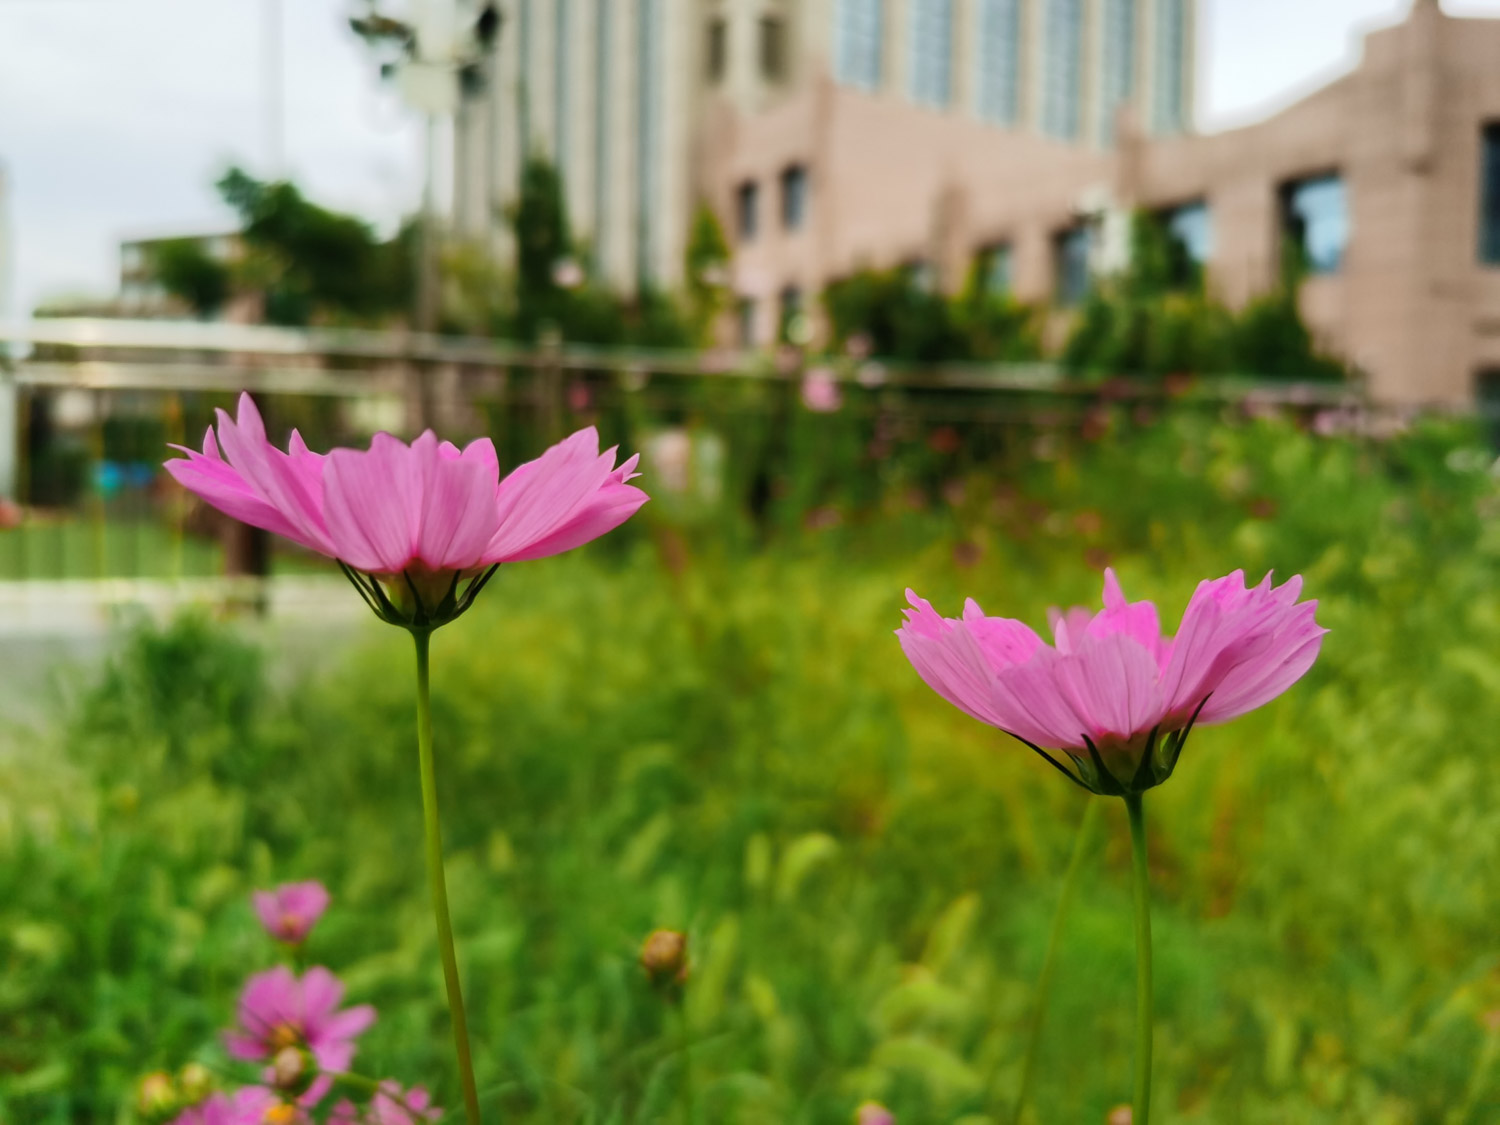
<box><xmin>760</xmin><ymin>16</ymin><xmax>787</xmax><ymax>81</ymax></box>
<box><xmin>737</xmin><ymin>298</ymin><xmax>758</xmax><ymax>347</ymax></box>
<box><xmin>1280</xmin><ymin>173</ymin><xmax>1348</xmax><ymax>276</ymax></box>
<box><xmin>737</xmin><ymin>181</ymin><xmax>759</xmax><ymax>240</ymax></box>
<box><xmin>1481</xmin><ymin>124</ymin><xmax>1500</xmax><ymax>264</ymax></box>
<box><xmin>706</xmin><ymin>18</ymin><xmax>727</xmax><ymax>83</ymax></box>
<box><xmin>1155</xmin><ymin>200</ymin><xmax>1212</xmax><ymax>288</ymax></box>
<box><xmin>977</xmin><ymin>242</ymin><xmax>1013</xmax><ymax>296</ymax></box>
<box><xmin>781</xmin><ymin>165</ymin><xmax>809</xmax><ymax>230</ymax></box>
<box><xmin>779</xmin><ymin>285</ymin><xmax>803</xmax><ymax>341</ymax></box>
<box><xmin>903</xmin><ymin>259</ymin><xmax>936</xmax><ymax>293</ymax></box>
<box><xmin>1054</xmin><ymin>224</ymin><xmax>1093</xmax><ymax>305</ymax></box>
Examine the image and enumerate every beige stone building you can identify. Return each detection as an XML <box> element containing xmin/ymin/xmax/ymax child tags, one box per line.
<box><xmin>456</xmin><ymin>0</ymin><xmax>1500</xmax><ymax>407</ymax></box>
<box><xmin>453</xmin><ymin>0</ymin><xmax>1196</xmax><ymax>291</ymax></box>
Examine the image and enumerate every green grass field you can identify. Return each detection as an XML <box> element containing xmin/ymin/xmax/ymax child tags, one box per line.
<box><xmin>4</xmin><ymin>410</ymin><xmax>1500</xmax><ymax>1123</ymax></box>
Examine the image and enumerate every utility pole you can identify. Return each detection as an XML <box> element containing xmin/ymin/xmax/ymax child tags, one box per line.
<box><xmin>264</xmin><ymin>0</ymin><xmax>286</xmax><ymax>175</ymax></box>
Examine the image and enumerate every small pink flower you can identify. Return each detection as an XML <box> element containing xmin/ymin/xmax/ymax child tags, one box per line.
<box><xmin>169</xmin><ymin>1087</ymin><xmax>284</xmax><ymax>1125</ymax></box>
<box><xmin>165</xmin><ymin>394</ymin><xmax>647</xmax><ymax>628</ymax></box>
<box><xmin>801</xmin><ymin>368</ymin><xmax>842</xmax><ymax>413</ymax></box>
<box><xmin>253</xmin><ymin>881</ymin><xmax>330</xmax><ymax>945</ymax></box>
<box><xmin>897</xmin><ymin>569</ymin><xmax>1325</xmax><ymax>794</ymax></box>
<box><xmin>855</xmin><ymin>1103</ymin><xmax>895</xmax><ymax>1125</ymax></box>
<box><xmin>329</xmin><ymin>1084</ymin><xmax>441</xmax><ymax>1125</ymax></box>
<box><xmin>225</xmin><ymin>967</ymin><xmax>376</xmax><ymax>1105</ymax></box>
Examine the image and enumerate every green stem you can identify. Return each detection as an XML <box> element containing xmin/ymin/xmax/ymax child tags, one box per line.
<box><xmin>1008</xmin><ymin>798</ymin><xmax>1099</xmax><ymax>1124</ymax></box>
<box><xmin>1450</xmin><ymin>1026</ymin><xmax>1499</xmax><ymax>1125</ymax></box>
<box><xmin>675</xmin><ymin>1002</ymin><xmax>695</xmax><ymax>1125</ymax></box>
<box><xmin>413</xmin><ymin>630</ymin><xmax>483</xmax><ymax>1125</ymax></box>
<box><xmin>1125</xmin><ymin>794</ymin><xmax>1154</xmax><ymax>1125</ymax></box>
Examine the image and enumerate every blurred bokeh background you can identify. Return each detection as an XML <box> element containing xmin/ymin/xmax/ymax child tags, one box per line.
<box><xmin>6</xmin><ymin>1</ymin><xmax>1500</xmax><ymax>1122</ymax></box>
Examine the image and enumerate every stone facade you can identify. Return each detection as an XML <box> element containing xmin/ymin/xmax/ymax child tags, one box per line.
<box><xmin>714</xmin><ymin>0</ymin><xmax>1500</xmax><ymax>406</ymax></box>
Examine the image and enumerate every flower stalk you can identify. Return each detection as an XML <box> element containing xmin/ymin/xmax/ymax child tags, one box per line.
<box><xmin>413</xmin><ymin>630</ymin><xmax>482</xmax><ymax>1125</ymax></box>
<box><xmin>1125</xmin><ymin>793</ymin><xmax>1154</xmax><ymax>1125</ymax></box>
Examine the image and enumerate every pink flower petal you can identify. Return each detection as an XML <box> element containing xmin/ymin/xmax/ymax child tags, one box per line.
<box><xmin>485</xmin><ymin>428</ymin><xmax>618</xmax><ymax>561</ymax></box>
<box><xmin>410</xmin><ymin>433</ymin><xmax>504</xmax><ymax>570</ymax></box>
<box><xmin>322</xmin><ymin>434</ymin><xmax>423</xmax><ymax>572</ymax></box>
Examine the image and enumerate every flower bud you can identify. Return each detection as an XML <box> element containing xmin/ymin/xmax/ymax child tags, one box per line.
<box><xmin>136</xmin><ymin>1072</ymin><xmax>177</xmax><ymax>1121</ymax></box>
<box><xmin>1107</xmin><ymin>1106</ymin><xmax>1133</xmax><ymax>1125</ymax></box>
<box><xmin>639</xmin><ymin>929</ymin><xmax>689</xmax><ymax>991</ymax></box>
<box><xmin>855</xmin><ymin>1102</ymin><xmax>895</xmax><ymax>1125</ymax></box>
<box><xmin>269</xmin><ymin>1045</ymin><xmax>317</xmax><ymax>1099</ymax></box>
<box><xmin>177</xmin><ymin>1062</ymin><xmax>214</xmax><ymax>1103</ymax></box>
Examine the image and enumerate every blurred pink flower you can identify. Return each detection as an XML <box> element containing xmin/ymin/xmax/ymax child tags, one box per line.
<box><xmin>169</xmin><ymin>1088</ymin><xmax>284</xmax><ymax>1125</ymax></box>
<box><xmin>329</xmin><ymin>1083</ymin><xmax>442</xmax><ymax>1125</ymax></box>
<box><xmin>165</xmin><ymin>394</ymin><xmax>646</xmax><ymax>627</ymax></box>
<box><xmin>801</xmin><ymin>368</ymin><xmax>842</xmax><ymax>413</ymax></box>
<box><xmin>855</xmin><ymin>1102</ymin><xmax>895</xmax><ymax>1125</ymax></box>
<box><xmin>896</xmin><ymin>569</ymin><xmax>1325</xmax><ymax>794</ymax></box>
<box><xmin>225</xmin><ymin>966</ymin><xmax>375</xmax><ymax>1105</ymax></box>
<box><xmin>253</xmin><ymin>881</ymin><xmax>330</xmax><ymax>945</ymax></box>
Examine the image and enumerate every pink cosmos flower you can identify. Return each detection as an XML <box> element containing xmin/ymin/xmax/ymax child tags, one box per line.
<box><xmin>855</xmin><ymin>1103</ymin><xmax>896</xmax><ymax>1125</ymax></box>
<box><xmin>165</xmin><ymin>393</ymin><xmax>647</xmax><ymax>628</ymax></box>
<box><xmin>801</xmin><ymin>368</ymin><xmax>843</xmax><ymax>413</ymax></box>
<box><xmin>329</xmin><ymin>1083</ymin><xmax>442</xmax><ymax>1125</ymax></box>
<box><xmin>169</xmin><ymin>1087</ymin><xmax>284</xmax><ymax>1125</ymax></box>
<box><xmin>252</xmin><ymin>881</ymin><xmax>330</xmax><ymax>945</ymax></box>
<box><xmin>225</xmin><ymin>966</ymin><xmax>376</xmax><ymax>1105</ymax></box>
<box><xmin>897</xmin><ymin>569</ymin><xmax>1325</xmax><ymax>794</ymax></box>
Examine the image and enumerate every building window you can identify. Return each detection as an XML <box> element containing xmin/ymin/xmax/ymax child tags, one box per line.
<box><xmin>1054</xmin><ymin>224</ymin><xmax>1093</xmax><ymax>305</ymax></box>
<box><xmin>1281</xmin><ymin>174</ymin><xmax>1348</xmax><ymax>276</ymax></box>
<box><xmin>707</xmin><ymin>18</ymin><xmax>727</xmax><ymax>83</ymax></box>
<box><xmin>636</xmin><ymin>0</ymin><xmax>661</xmax><ymax>284</ymax></box>
<box><xmin>779</xmin><ymin>286</ymin><xmax>803</xmax><ymax>342</ymax></box>
<box><xmin>903</xmin><ymin>259</ymin><xmax>936</xmax><ymax>293</ymax></box>
<box><xmin>835</xmin><ymin>0</ymin><xmax>883</xmax><ymax>91</ymax></box>
<box><xmin>737</xmin><ymin>181</ymin><xmax>760</xmax><ymax>241</ymax></box>
<box><xmin>738</xmin><ymin>298</ymin><xmax>758</xmax><ymax>348</ymax></box>
<box><xmin>1480</xmin><ymin>123</ymin><xmax>1500</xmax><ymax>264</ymax></box>
<box><xmin>1100</xmin><ymin>0</ymin><xmax>1135</xmax><ymax>145</ymax></box>
<box><xmin>760</xmin><ymin>16</ymin><xmax>787</xmax><ymax>81</ymax></box>
<box><xmin>1152</xmin><ymin>0</ymin><xmax>1187</xmax><ymax>134</ymax></box>
<box><xmin>781</xmin><ymin>165</ymin><xmax>809</xmax><ymax>230</ymax></box>
<box><xmin>1043</xmin><ymin>0</ymin><xmax>1084</xmax><ymax>140</ymax></box>
<box><xmin>909</xmin><ymin>0</ymin><xmax>954</xmax><ymax>109</ymax></box>
<box><xmin>977</xmin><ymin>242</ymin><xmax>1014</xmax><ymax>296</ymax></box>
<box><xmin>1158</xmin><ymin>200</ymin><xmax>1211</xmax><ymax>287</ymax></box>
<box><xmin>976</xmin><ymin>0</ymin><xmax>1021</xmax><ymax>126</ymax></box>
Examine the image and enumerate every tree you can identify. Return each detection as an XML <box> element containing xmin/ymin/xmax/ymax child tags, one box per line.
<box><xmin>509</xmin><ymin>155</ymin><xmax>572</xmax><ymax>339</ymax></box>
<box><xmin>150</xmin><ymin>239</ymin><xmax>232</xmax><ymax>318</ymax></box>
<box><xmin>216</xmin><ymin>167</ymin><xmax>413</xmax><ymax>326</ymax></box>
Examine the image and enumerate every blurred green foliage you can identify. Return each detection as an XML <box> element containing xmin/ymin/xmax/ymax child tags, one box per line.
<box><xmin>1062</xmin><ymin>214</ymin><xmax>1348</xmax><ymax>382</ymax></box>
<box><xmin>5</xmin><ymin>412</ymin><xmax>1500</xmax><ymax>1123</ymax></box>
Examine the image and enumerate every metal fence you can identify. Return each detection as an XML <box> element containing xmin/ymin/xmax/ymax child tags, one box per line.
<box><xmin>0</xmin><ymin>317</ymin><xmax>1381</xmax><ymax>582</ymax></box>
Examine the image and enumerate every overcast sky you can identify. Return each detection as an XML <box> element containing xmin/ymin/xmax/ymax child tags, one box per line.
<box><xmin>3</xmin><ymin>0</ymin><xmax>1499</xmax><ymax>317</ymax></box>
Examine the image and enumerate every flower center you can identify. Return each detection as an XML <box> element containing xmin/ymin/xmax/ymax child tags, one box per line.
<box><xmin>268</xmin><ymin>1023</ymin><xmax>301</xmax><ymax>1051</ymax></box>
<box><xmin>263</xmin><ymin>1106</ymin><xmax>300</xmax><ymax>1125</ymax></box>
<box><xmin>277</xmin><ymin>912</ymin><xmax>303</xmax><ymax>939</ymax></box>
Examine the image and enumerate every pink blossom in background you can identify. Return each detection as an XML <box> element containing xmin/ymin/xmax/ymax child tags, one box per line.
<box><xmin>226</xmin><ymin>966</ymin><xmax>375</xmax><ymax>1105</ymax></box>
<box><xmin>330</xmin><ymin>1083</ymin><xmax>443</xmax><ymax>1124</ymax></box>
<box><xmin>801</xmin><ymin>368</ymin><xmax>843</xmax><ymax>413</ymax></box>
<box><xmin>855</xmin><ymin>1102</ymin><xmax>895</xmax><ymax>1125</ymax></box>
<box><xmin>253</xmin><ymin>881</ymin><xmax>330</xmax><ymax>945</ymax></box>
<box><xmin>164</xmin><ymin>395</ymin><xmax>647</xmax><ymax>622</ymax></box>
<box><xmin>897</xmin><ymin>569</ymin><xmax>1325</xmax><ymax>793</ymax></box>
<box><xmin>169</xmin><ymin>1087</ymin><xmax>283</xmax><ymax>1125</ymax></box>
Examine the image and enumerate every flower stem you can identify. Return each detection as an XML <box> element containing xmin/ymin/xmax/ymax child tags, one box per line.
<box><xmin>1008</xmin><ymin>798</ymin><xmax>1098</xmax><ymax>1124</ymax></box>
<box><xmin>1124</xmin><ymin>793</ymin><xmax>1154</xmax><ymax>1125</ymax></box>
<box><xmin>413</xmin><ymin>630</ymin><xmax>483</xmax><ymax>1125</ymax></box>
<box><xmin>675</xmin><ymin>1002</ymin><xmax>695</xmax><ymax>1125</ymax></box>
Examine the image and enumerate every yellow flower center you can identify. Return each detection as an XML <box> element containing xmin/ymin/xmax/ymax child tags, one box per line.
<box><xmin>264</xmin><ymin>1106</ymin><xmax>300</xmax><ymax>1125</ymax></box>
<box><xmin>268</xmin><ymin>1023</ymin><xmax>300</xmax><ymax>1051</ymax></box>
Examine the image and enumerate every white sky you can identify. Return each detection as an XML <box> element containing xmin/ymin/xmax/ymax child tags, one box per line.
<box><xmin>3</xmin><ymin>0</ymin><xmax>1500</xmax><ymax>316</ymax></box>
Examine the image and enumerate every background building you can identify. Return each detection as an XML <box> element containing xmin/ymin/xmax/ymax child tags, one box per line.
<box><xmin>452</xmin><ymin>0</ymin><xmax>1197</xmax><ymax>293</ymax></box>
